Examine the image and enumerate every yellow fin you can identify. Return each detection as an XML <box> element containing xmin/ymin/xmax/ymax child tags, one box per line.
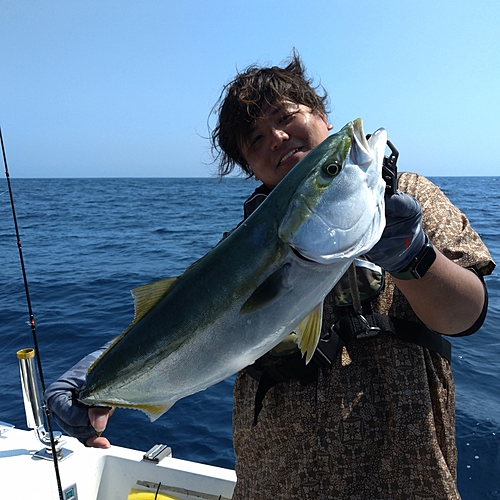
<box><xmin>131</xmin><ymin>277</ymin><xmax>178</xmax><ymax>323</ymax></box>
<box><xmin>295</xmin><ymin>303</ymin><xmax>323</xmax><ymax>364</ymax></box>
<box><xmin>112</xmin><ymin>401</ymin><xmax>171</xmax><ymax>421</ymax></box>
<box><xmin>87</xmin><ymin>277</ymin><xmax>179</xmax><ymax>369</ymax></box>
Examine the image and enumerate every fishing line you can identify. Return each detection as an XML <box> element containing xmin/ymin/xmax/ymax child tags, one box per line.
<box><xmin>1</xmin><ymin>127</ymin><xmax>65</xmax><ymax>500</ymax></box>
<box><xmin>154</xmin><ymin>481</ymin><xmax>162</xmax><ymax>499</ymax></box>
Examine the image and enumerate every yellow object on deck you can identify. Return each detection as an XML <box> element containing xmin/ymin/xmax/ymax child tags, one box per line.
<box><xmin>128</xmin><ymin>488</ymin><xmax>180</xmax><ymax>500</ymax></box>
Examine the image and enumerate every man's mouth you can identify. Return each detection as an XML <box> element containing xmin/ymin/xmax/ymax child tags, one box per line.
<box><xmin>279</xmin><ymin>148</ymin><xmax>300</xmax><ymax>165</ymax></box>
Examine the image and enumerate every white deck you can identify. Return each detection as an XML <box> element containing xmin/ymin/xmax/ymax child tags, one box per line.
<box><xmin>0</xmin><ymin>422</ymin><xmax>236</xmax><ymax>499</ymax></box>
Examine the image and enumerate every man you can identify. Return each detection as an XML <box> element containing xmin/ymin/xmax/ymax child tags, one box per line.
<box><xmin>47</xmin><ymin>53</ymin><xmax>494</xmax><ymax>499</ymax></box>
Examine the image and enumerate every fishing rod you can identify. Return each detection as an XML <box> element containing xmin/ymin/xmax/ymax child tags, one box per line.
<box><xmin>1</xmin><ymin>127</ymin><xmax>65</xmax><ymax>500</ymax></box>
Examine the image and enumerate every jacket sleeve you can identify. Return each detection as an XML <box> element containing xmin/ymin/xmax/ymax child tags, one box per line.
<box><xmin>44</xmin><ymin>341</ymin><xmax>113</xmax><ymax>444</ymax></box>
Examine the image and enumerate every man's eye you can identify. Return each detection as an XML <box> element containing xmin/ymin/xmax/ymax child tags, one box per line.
<box><xmin>250</xmin><ymin>135</ymin><xmax>263</xmax><ymax>148</ymax></box>
<box><xmin>279</xmin><ymin>113</ymin><xmax>295</xmax><ymax>123</ymax></box>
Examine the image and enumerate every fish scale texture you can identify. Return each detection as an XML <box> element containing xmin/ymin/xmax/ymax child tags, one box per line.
<box><xmin>231</xmin><ymin>172</ymin><xmax>494</xmax><ymax>500</ymax></box>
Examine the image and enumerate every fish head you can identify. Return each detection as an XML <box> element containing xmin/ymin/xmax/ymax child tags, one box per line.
<box><xmin>278</xmin><ymin>118</ymin><xmax>387</xmax><ymax>263</ymax></box>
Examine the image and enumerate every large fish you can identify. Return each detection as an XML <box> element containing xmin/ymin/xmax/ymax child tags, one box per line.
<box><xmin>79</xmin><ymin>118</ymin><xmax>387</xmax><ymax>420</ymax></box>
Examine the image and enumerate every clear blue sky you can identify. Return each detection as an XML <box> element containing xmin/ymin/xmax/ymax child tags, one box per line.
<box><xmin>1</xmin><ymin>0</ymin><xmax>499</xmax><ymax>177</ymax></box>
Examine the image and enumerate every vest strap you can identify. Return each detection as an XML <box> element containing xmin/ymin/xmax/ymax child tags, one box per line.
<box><xmin>332</xmin><ymin>313</ymin><xmax>452</xmax><ymax>363</ymax></box>
<box><xmin>248</xmin><ymin>313</ymin><xmax>452</xmax><ymax>425</ymax></box>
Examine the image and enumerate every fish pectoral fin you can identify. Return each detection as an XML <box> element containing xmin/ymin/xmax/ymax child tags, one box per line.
<box><xmin>295</xmin><ymin>303</ymin><xmax>323</xmax><ymax>365</ymax></box>
<box><xmin>131</xmin><ymin>277</ymin><xmax>178</xmax><ymax>322</ymax></box>
<box><xmin>240</xmin><ymin>263</ymin><xmax>292</xmax><ymax>314</ymax></box>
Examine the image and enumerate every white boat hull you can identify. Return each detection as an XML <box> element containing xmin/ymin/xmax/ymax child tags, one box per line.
<box><xmin>0</xmin><ymin>422</ymin><xmax>236</xmax><ymax>499</ymax></box>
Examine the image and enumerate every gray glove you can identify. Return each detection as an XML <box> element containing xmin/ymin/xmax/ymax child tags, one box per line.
<box><xmin>45</xmin><ymin>341</ymin><xmax>112</xmax><ymax>444</ymax></box>
<box><xmin>366</xmin><ymin>190</ymin><xmax>426</xmax><ymax>273</ymax></box>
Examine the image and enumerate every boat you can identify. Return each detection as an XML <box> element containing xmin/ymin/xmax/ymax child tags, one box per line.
<box><xmin>0</xmin><ymin>129</ymin><xmax>236</xmax><ymax>499</ymax></box>
<box><xmin>0</xmin><ymin>348</ymin><xmax>236</xmax><ymax>500</ymax></box>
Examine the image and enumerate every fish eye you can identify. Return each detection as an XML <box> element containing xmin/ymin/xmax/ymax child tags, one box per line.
<box><xmin>323</xmin><ymin>161</ymin><xmax>342</xmax><ymax>177</ymax></box>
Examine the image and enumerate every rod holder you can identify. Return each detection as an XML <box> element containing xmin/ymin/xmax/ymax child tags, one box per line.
<box><xmin>17</xmin><ymin>348</ymin><xmax>45</xmax><ymax>429</ymax></box>
<box><xmin>17</xmin><ymin>348</ymin><xmax>72</xmax><ymax>461</ymax></box>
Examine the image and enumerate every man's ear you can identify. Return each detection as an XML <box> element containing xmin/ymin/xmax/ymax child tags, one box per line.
<box><xmin>319</xmin><ymin>112</ymin><xmax>333</xmax><ymax>131</ymax></box>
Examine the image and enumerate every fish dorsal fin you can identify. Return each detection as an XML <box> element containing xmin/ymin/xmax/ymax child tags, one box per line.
<box><xmin>131</xmin><ymin>277</ymin><xmax>178</xmax><ymax>323</ymax></box>
<box><xmin>295</xmin><ymin>303</ymin><xmax>324</xmax><ymax>364</ymax></box>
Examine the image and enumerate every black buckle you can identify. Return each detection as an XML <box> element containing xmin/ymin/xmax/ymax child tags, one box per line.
<box><xmin>332</xmin><ymin>314</ymin><xmax>382</xmax><ymax>342</ymax></box>
<box><xmin>355</xmin><ymin>315</ymin><xmax>381</xmax><ymax>339</ymax></box>
<box><xmin>312</xmin><ymin>329</ymin><xmax>344</xmax><ymax>368</ymax></box>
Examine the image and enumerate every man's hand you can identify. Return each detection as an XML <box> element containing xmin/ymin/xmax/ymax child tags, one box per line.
<box><xmin>85</xmin><ymin>407</ymin><xmax>115</xmax><ymax>448</ymax></box>
<box><xmin>44</xmin><ymin>341</ymin><xmax>116</xmax><ymax>447</ymax></box>
<box><xmin>366</xmin><ymin>190</ymin><xmax>426</xmax><ymax>273</ymax></box>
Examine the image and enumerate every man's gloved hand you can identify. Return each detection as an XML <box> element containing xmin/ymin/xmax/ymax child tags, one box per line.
<box><xmin>45</xmin><ymin>341</ymin><xmax>113</xmax><ymax>446</ymax></box>
<box><xmin>366</xmin><ymin>190</ymin><xmax>426</xmax><ymax>273</ymax></box>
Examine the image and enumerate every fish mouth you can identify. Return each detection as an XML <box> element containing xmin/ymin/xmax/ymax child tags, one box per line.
<box><xmin>350</xmin><ymin>119</ymin><xmax>373</xmax><ymax>166</ymax></box>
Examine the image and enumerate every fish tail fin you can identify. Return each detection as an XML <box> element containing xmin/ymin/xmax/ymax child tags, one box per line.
<box><xmin>295</xmin><ymin>303</ymin><xmax>323</xmax><ymax>364</ymax></box>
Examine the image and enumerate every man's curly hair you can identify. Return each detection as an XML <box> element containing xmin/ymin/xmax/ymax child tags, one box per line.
<box><xmin>210</xmin><ymin>51</ymin><xmax>329</xmax><ymax>178</ymax></box>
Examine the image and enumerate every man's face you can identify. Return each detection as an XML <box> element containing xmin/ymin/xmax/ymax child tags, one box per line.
<box><xmin>241</xmin><ymin>101</ymin><xmax>333</xmax><ymax>189</ymax></box>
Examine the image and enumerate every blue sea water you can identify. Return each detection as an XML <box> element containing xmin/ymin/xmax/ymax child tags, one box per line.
<box><xmin>0</xmin><ymin>176</ymin><xmax>498</xmax><ymax>499</ymax></box>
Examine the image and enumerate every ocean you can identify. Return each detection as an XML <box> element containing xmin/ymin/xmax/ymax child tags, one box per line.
<box><xmin>0</xmin><ymin>176</ymin><xmax>498</xmax><ymax>499</ymax></box>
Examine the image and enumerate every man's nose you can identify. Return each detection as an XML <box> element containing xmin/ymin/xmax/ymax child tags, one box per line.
<box><xmin>270</xmin><ymin>127</ymin><xmax>289</xmax><ymax>150</ymax></box>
